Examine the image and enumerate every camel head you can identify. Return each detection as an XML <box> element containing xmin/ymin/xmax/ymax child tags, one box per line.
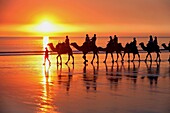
<box><xmin>47</xmin><ymin>43</ymin><xmax>53</xmax><ymax>47</ymax></box>
<box><xmin>47</xmin><ymin>43</ymin><xmax>56</xmax><ymax>52</ymax></box>
<box><xmin>139</xmin><ymin>42</ymin><xmax>144</xmax><ymax>46</ymax></box>
<box><xmin>162</xmin><ymin>43</ymin><xmax>166</xmax><ymax>46</ymax></box>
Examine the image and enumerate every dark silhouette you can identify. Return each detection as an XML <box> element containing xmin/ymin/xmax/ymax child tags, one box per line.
<box><xmin>139</xmin><ymin>40</ymin><xmax>161</xmax><ymax>62</ymax></box>
<box><xmin>100</xmin><ymin>36</ymin><xmax>139</xmax><ymax>62</ymax></box>
<box><xmin>83</xmin><ymin>63</ymin><xmax>98</xmax><ymax>92</ymax></box>
<box><xmin>162</xmin><ymin>42</ymin><xmax>170</xmax><ymax>61</ymax></box>
<box><xmin>85</xmin><ymin>34</ymin><xmax>90</xmax><ymax>44</ymax></box>
<box><xmin>145</xmin><ymin>61</ymin><xmax>160</xmax><ymax>86</ymax></box>
<box><xmin>105</xmin><ymin>62</ymin><xmax>123</xmax><ymax>90</ymax></box>
<box><xmin>43</xmin><ymin>47</ymin><xmax>51</xmax><ymax>65</ymax></box>
<box><xmin>122</xmin><ymin>37</ymin><xmax>140</xmax><ymax>62</ymax></box>
<box><xmin>56</xmin><ymin>64</ymin><xmax>74</xmax><ymax>92</ymax></box>
<box><xmin>125</xmin><ymin>61</ymin><xmax>140</xmax><ymax>85</ymax></box>
<box><xmin>48</xmin><ymin>42</ymin><xmax>74</xmax><ymax>65</ymax></box>
<box><xmin>71</xmin><ymin>34</ymin><xmax>99</xmax><ymax>64</ymax></box>
<box><xmin>99</xmin><ymin>36</ymin><xmax>124</xmax><ymax>63</ymax></box>
<box><xmin>65</xmin><ymin>36</ymin><xmax>70</xmax><ymax>47</ymax></box>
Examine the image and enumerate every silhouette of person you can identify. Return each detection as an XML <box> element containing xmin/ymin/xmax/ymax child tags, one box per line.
<box><xmin>91</xmin><ymin>34</ymin><xmax>97</xmax><ymax>46</ymax></box>
<box><xmin>154</xmin><ymin>36</ymin><xmax>158</xmax><ymax>45</ymax></box>
<box><xmin>108</xmin><ymin>36</ymin><xmax>113</xmax><ymax>43</ymax></box>
<box><xmin>65</xmin><ymin>36</ymin><xmax>70</xmax><ymax>47</ymax></box>
<box><xmin>131</xmin><ymin>37</ymin><xmax>137</xmax><ymax>46</ymax></box>
<box><xmin>43</xmin><ymin>47</ymin><xmax>51</xmax><ymax>65</ymax></box>
<box><xmin>113</xmin><ymin>35</ymin><xmax>118</xmax><ymax>44</ymax></box>
<box><xmin>85</xmin><ymin>34</ymin><xmax>90</xmax><ymax>43</ymax></box>
<box><xmin>148</xmin><ymin>35</ymin><xmax>153</xmax><ymax>43</ymax></box>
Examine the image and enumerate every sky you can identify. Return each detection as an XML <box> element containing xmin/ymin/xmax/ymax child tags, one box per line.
<box><xmin>0</xmin><ymin>0</ymin><xmax>170</xmax><ymax>36</ymax></box>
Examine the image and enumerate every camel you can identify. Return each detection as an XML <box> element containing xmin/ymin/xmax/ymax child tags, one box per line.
<box><xmin>162</xmin><ymin>43</ymin><xmax>170</xmax><ymax>61</ymax></box>
<box><xmin>139</xmin><ymin>42</ymin><xmax>161</xmax><ymax>62</ymax></box>
<box><xmin>122</xmin><ymin>43</ymin><xmax>140</xmax><ymax>62</ymax></box>
<box><xmin>48</xmin><ymin>43</ymin><xmax>74</xmax><ymax>64</ymax></box>
<box><xmin>71</xmin><ymin>42</ymin><xmax>99</xmax><ymax>64</ymax></box>
<box><xmin>100</xmin><ymin>41</ymin><xmax>140</xmax><ymax>63</ymax></box>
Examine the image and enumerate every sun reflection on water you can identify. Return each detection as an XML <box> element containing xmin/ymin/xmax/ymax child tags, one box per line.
<box><xmin>37</xmin><ymin>64</ymin><xmax>58</xmax><ymax>113</ymax></box>
<box><xmin>43</xmin><ymin>36</ymin><xmax>49</xmax><ymax>50</ymax></box>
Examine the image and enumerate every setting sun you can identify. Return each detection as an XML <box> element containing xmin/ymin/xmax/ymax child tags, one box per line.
<box><xmin>36</xmin><ymin>21</ymin><xmax>56</xmax><ymax>33</ymax></box>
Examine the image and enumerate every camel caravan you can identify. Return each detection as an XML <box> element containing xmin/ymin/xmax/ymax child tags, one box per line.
<box><xmin>47</xmin><ymin>34</ymin><xmax>170</xmax><ymax>65</ymax></box>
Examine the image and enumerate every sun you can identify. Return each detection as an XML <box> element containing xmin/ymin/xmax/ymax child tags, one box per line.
<box><xmin>36</xmin><ymin>21</ymin><xmax>54</xmax><ymax>32</ymax></box>
<box><xmin>36</xmin><ymin>20</ymin><xmax>56</xmax><ymax>33</ymax></box>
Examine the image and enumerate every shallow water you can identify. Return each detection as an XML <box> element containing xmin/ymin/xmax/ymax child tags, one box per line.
<box><xmin>0</xmin><ymin>54</ymin><xmax>170</xmax><ymax>113</ymax></box>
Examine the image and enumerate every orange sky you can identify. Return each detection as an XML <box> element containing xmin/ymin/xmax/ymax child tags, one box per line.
<box><xmin>0</xmin><ymin>0</ymin><xmax>170</xmax><ymax>36</ymax></box>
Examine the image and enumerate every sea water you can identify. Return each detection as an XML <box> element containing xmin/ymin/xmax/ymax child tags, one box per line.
<box><xmin>0</xmin><ymin>36</ymin><xmax>170</xmax><ymax>113</ymax></box>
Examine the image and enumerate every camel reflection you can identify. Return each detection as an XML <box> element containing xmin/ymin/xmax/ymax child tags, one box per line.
<box><xmin>57</xmin><ymin>64</ymin><xmax>74</xmax><ymax>92</ymax></box>
<box><xmin>83</xmin><ymin>63</ymin><xmax>98</xmax><ymax>92</ymax></box>
<box><xmin>125</xmin><ymin>62</ymin><xmax>140</xmax><ymax>85</ymax></box>
<box><xmin>105</xmin><ymin>62</ymin><xmax>123</xmax><ymax>90</ymax></box>
<box><xmin>144</xmin><ymin>61</ymin><xmax>160</xmax><ymax>86</ymax></box>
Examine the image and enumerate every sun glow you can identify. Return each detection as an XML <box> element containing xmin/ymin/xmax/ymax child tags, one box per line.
<box><xmin>36</xmin><ymin>21</ymin><xmax>56</xmax><ymax>33</ymax></box>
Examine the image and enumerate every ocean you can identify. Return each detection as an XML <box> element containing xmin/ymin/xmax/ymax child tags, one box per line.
<box><xmin>0</xmin><ymin>36</ymin><xmax>170</xmax><ymax>113</ymax></box>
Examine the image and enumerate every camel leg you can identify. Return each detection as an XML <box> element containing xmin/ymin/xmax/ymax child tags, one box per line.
<box><xmin>91</xmin><ymin>52</ymin><xmax>96</xmax><ymax>64</ymax></box>
<box><xmin>128</xmin><ymin>53</ymin><xmax>130</xmax><ymax>62</ymax></box>
<box><xmin>149</xmin><ymin>53</ymin><xmax>152</xmax><ymax>62</ymax></box>
<box><xmin>145</xmin><ymin>53</ymin><xmax>149</xmax><ymax>62</ymax></box>
<box><xmin>65</xmin><ymin>54</ymin><xmax>70</xmax><ymax>65</ymax></box>
<box><xmin>115</xmin><ymin>53</ymin><xmax>119</xmax><ymax>62</ymax></box>
<box><xmin>138</xmin><ymin>53</ymin><xmax>140</xmax><ymax>61</ymax></box>
<box><xmin>103</xmin><ymin>52</ymin><xmax>108</xmax><ymax>63</ymax></box>
<box><xmin>59</xmin><ymin>55</ymin><xmax>62</xmax><ymax>65</ymax></box>
<box><xmin>132</xmin><ymin>54</ymin><xmax>135</xmax><ymax>62</ymax></box>
<box><xmin>111</xmin><ymin>53</ymin><xmax>114</xmax><ymax>63</ymax></box>
<box><xmin>83</xmin><ymin>54</ymin><xmax>88</xmax><ymax>64</ymax></box>
<box><xmin>71</xmin><ymin>54</ymin><xmax>74</xmax><ymax>64</ymax></box>
<box><xmin>156</xmin><ymin>52</ymin><xmax>161</xmax><ymax>62</ymax></box>
<box><xmin>122</xmin><ymin>52</ymin><xmax>126</xmax><ymax>62</ymax></box>
<box><xmin>96</xmin><ymin>53</ymin><xmax>99</xmax><ymax>63</ymax></box>
<box><xmin>56</xmin><ymin>55</ymin><xmax>59</xmax><ymax>64</ymax></box>
<box><xmin>119</xmin><ymin>52</ymin><xmax>123</xmax><ymax>61</ymax></box>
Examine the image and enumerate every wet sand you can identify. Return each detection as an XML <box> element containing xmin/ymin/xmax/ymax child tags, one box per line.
<box><xmin>0</xmin><ymin>53</ymin><xmax>170</xmax><ymax>113</ymax></box>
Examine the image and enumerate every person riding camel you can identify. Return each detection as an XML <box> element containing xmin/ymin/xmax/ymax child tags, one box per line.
<box><xmin>147</xmin><ymin>35</ymin><xmax>154</xmax><ymax>49</ymax></box>
<box><xmin>107</xmin><ymin>36</ymin><xmax>113</xmax><ymax>46</ymax></box>
<box><xmin>153</xmin><ymin>36</ymin><xmax>159</xmax><ymax>50</ymax></box>
<box><xmin>84</xmin><ymin>34</ymin><xmax>90</xmax><ymax>47</ymax></box>
<box><xmin>65</xmin><ymin>35</ymin><xmax>70</xmax><ymax>47</ymax></box>
<box><xmin>91</xmin><ymin>34</ymin><xmax>97</xmax><ymax>49</ymax></box>
<box><xmin>113</xmin><ymin>35</ymin><xmax>118</xmax><ymax>47</ymax></box>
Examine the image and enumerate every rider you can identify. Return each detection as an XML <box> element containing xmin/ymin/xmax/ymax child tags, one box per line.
<box><xmin>108</xmin><ymin>36</ymin><xmax>113</xmax><ymax>46</ymax></box>
<box><xmin>65</xmin><ymin>35</ymin><xmax>70</xmax><ymax>47</ymax></box>
<box><xmin>147</xmin><ymin>35</ymin><xmax>154</xmax><ymax>49</ymax></box>
<box><xmin>113</xmin><ymin>35</ymin><xmax>118</xmax><ymax>47</ymax></box>
<box><xmin>131</xmin><ymin>37</ymin><xmax>137</xmax><ymax>46</ymax></box>
<box><xmin>91</xmin><ymin>34</ymin><xmax>97</xmax><ymax>46</ymax></box>
<box><xmin>85</xmin><ymin>34</ymin><xmax>90</xmax><ymax>43</ymax></box>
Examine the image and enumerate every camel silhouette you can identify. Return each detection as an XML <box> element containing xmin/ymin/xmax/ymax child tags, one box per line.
<box><xmin>71</xmin><ymin>42</ymin><xmax>99</xmax><ymax>64</ymax></box>
<box><xmin>122</xmin><ymin>43</ymin><xmax>140</xmax><ymax>62</ymax></box>
<box><xmin>162</xmin><ymin>43</ymin><xmax>170</xmax><ymax>61</ymax></box>
<box><xmin>139</xmin><ymin>42</ymin><xmax>161</xmax><ymax>62</ymax></box>
<box><xmin>48</xmin><ymin>43</ymin><xmax>74</xmax><ymax>64</ymax></box>
<box><xmin>99</xmin><ymin>42</ymin><xmax>124</xmax><ymax>63</ymax></box>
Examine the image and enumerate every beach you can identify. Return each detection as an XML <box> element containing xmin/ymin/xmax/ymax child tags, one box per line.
<box><xmin>0</xmin><ymin>52</ymin><xmax>170</xmax><ymax>113</ymax></box>
<box><xmin>0</xmin><ymin>36</ymin><xmax>170</xmax><ymax>113</ymax></box>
